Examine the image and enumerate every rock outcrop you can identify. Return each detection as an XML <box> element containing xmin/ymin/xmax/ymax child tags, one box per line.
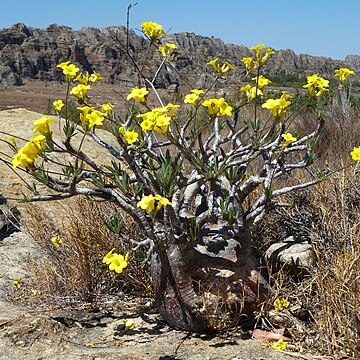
<box><xmin>0</xmin><ymin>23</ymin><xmax>359</xmax><ymax>88</ymax></box>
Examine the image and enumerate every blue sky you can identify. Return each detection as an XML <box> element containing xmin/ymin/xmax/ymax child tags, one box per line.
<box><xmin>0</xmin><ymin>0</ymin><xmax>358</xmax><ymax>60</ymax></box>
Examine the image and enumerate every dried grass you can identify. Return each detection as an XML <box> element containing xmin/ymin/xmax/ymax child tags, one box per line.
<box><xmin>22</xmin><ymin>197</ymin><xmax>151</xmax><ymax>307</ymax></box>
<box><xmin>254</xmin><ymin>167</ymin><xmax>360</xmax><ymax>359</ymax></box>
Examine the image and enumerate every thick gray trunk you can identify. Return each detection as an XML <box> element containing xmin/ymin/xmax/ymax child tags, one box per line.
<box><xmin>151</xmin><ymin>228</ymin><xmax>270</xmax><ymax>331</ymax></box>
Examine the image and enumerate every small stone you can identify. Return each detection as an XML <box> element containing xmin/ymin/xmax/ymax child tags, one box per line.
<box><xmin>265</xmin><ymin>235</ymin><xmax>315</xmax><ymax>277</ymax></box>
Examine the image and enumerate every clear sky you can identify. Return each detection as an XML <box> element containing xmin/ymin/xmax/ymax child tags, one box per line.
<box><xmin>0</xmin><ymin>0</ymin><xmax>358</xmax><ymax>60</ymax></box>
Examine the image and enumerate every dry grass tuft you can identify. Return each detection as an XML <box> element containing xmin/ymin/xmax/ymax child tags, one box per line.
<box><xmin>254</xmin><ymin>167</ymin><xmax>360</xmax><ymax>359</ymax></box>
<box><xmin>22</xmin><ymin>197</ymin><xmax>151</xmax><ymax>307</ymax></box>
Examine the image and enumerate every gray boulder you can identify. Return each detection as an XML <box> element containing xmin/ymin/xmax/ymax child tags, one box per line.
<box><xmin>265</xmin><ymin>235</ymin><xmax>315</xmax><ymax>277</ymax></box>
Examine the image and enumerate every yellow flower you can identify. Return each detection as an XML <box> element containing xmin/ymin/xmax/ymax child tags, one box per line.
<box><xmin>53</xmin><ymin>99</ymin><xmax>64</xmax><ymax>112</ymax></box>
<box><xmin>335</xmin><ymin>67</ymin><xmax>355</xmax><ymax>82</ymax></box>
<box><xmin>86</xmin><ymin>110</ymin><xmax>104</xmax><ymax>128</ymax></box>
<box><xmin>123</xmin><ymin>319</ymin><xmax>135</xmax><ymax>332</ymax></box>
<box><xmin>56</xmin><ymin>61</ymin><xmax>70</xmax><ymax>69</ymax></box>
<box><xmin>281</xmin><ymin>133</ymin><xmax>297</xmax><ymax>146</ymax></box>
<box><xmin>273</xmin><ymin>298</ymin><xmax>291</xmax><ymax>311</ymax></box>
<box><xmin>12</xmin><ymin>135</ymin><xmax>46</xmax><ymax>169</ymax></box>
<box><xmin>77</xmin><ymin>106</ymin><xmax>93</xmax><ymax>128</ymax></box>
<box><xmin>137</xmin><ymin>194</ymin><xmax>171</xmax><ymax>212</ymax></box>
<box><xmin>57</xmin><ymin>61</ymin><xmax>79</xmax><ymax>81</ymax></box>
<box><xmin>78</xmin><ymin>107</ymin><xmax>104</xmax><ymax>129</ymax></box>
<box><xmin>13</xmin><ymin>278</ymin><xmax>22</xmax><ymax>289</ymax></box>
<box><xmin>74</xmin><ymin>72</ymin><xmax>89</xmax><ymax>84</ymax></box>
<box><xmin>250</xmin><ymin>43</ymin><xmax>275</xmax><ymax>64</ymax></box>
<box><xmin>89</xmin><ymin>71</ymin><xmax>103</xmax><ymax>83</ymax></box>
<box><xmin>102</xmin><ymin>248</ymin><xmax>116</xmax><ymax>265</ymax></box>
<box><xmin>137</xmin><ymin>194</ymin><xmax>156</xmax><ymax>212</ymax></box>
<box><xmin>142</xmin><ymin>21</ymin><xmax>166</xmax><ymax>40</ymax></box>
<box><xmin>108</xmin><ymin>253</ymin><xmax>129</xmax><ymax>273</ymax></box>
<box><xmin>303</xmin><ymin>74</ymin><xmax>329</xmax><ymax>97</ymax></box>
<box><xmin>154</xmin><ymin>194</ymin><xmax>172</xmax><ymax>210</ymax></box>
<box><xmin>202</xmin><ymin>98</ymin><xmax>233</xmax><ymax>118</ymax></box>
<box><xmin>250</xmin><ymin>43</ymin><xmax>265</xmax><ymax>58</ymax></box>
<box><xmin>252</xmin><ymin>75</ymin><xmax>272</xmax><ymax>89</ymax></box>
<box><xmin>280</xmin><ymin>92</ymin><xmax>292</xmax><ymax>101</ymax></box>
<box><xmin>270</xmin><ymin>339</ymin><xmax>288</xmax><ymax>352</ymax></box>
<box><xmin>12</xmin><ymin>147</ymin><xmax>36</xmax><ymax>169</ymax></box>
<box><xmin>165</xmin><ymin>103</ymin><xmax>180</xmax><ymax>117</ymax></box>
<box><xmin>350</xmin><ymin>146</ymin><xmax>360</xmax><ymax>161</ymax></box>
<box><xmin>140</xmin><ymin>119</ymin><xmax>155</xmax><ymax>132</ymax></box>
<box><xmin>241</xmin><ymin>57</ymin><xmax>255</xmax><ymax>72</ymax></box>
<box><xmin>184</xmin><ymin>89</ymin><xmax>204</xmax><ymax>106</ymax></box>
<box><xmin>127</xmin><ymin>87</ymin><xmax>149</xmax><ymax>104</ymax></box>
<box><xmin>123</xmin><ymin>130</ymin><xmax>139</xmax><ymax>145</ymax></box>
<box><xmin>101</xmin><ymin>103</ymin><xmax>114</xmax><ymax>116</ymax></box>
<box><xmin>207</xmin><ymin>58</ymin><xmax>235</xmax><ymax>74</ymax></box>
<box><xmin>51</xmin><ymin>235</ymin><xmax>62</xmax><ymax>247</ymax></box>
<box><xmin>33</xmin><ymin>116</ymin><xmax>54</xmax><ymax>136</ymax></box>
<box><xmin>137</xmin><ymin>107</ymin><xmax>175</xmax><ymax>133</ymax></box>
<box><xmin>70</xmin><ymin>84</ymin><xmax>91</xmax><ymax>100</ymax></box>
<box><xmin>159</xmin><ymin>42</ymin><xmax>177</xmax><ymax>58</ymax></box>
<box><xmin>30</xmin><ymin>134</ymin><xmax>47</xmax><ymax>152</ymax></box>
<box><xmin>262</xmin><ymin>98</ymin><xmax>291</xmax><ymax>118</ymax></box>
<box><xmin>153</xmin><ymin>115</ymin><xmax>170</xmax><ymax>134</ymax></box>
<box><xmin>240</xmin><ymin>84</ymin><xmax>263</xmax><ymax>100</ymax></box>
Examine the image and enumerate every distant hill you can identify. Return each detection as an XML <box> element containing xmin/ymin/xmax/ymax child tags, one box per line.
<box><xmin>1</xmin><ymin>23</ymin><xmax>359</xmax><ymax>88</ymax></box>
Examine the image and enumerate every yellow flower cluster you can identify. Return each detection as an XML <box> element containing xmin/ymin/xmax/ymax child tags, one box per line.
<box><xmin>119</xmin><ymin>126</ymin><xmax>139</xmax><ymax>145</ymax></box>
<box><xmin>240</xmin><ymin>75</ymin><xmax>272</xmax><ymax>101</ymax></box>
<box><xmin>202</xmin><ymin>98</ymin><xmax>233</xmax><ymax>118</ymax></box>
<box><xmin>101</xmin><ymin>103</ymin><xmax>114</xmax><ymax>116</ymax></box>
<box><xmin>281</xmin><ymin>132</ymin><xmax>297</xmax><ymax>147</ymax></box>
<box><xmin>159</xmin><ymin>42</ymin><xmax>177</xmax><ymax>58</ymax></box>
<box><xmin>142</xmin><ymin>21</ymin><xmax>166</xmax><ymax>40</ymax></box>
<box><xmin>137</xmin><ymin>194</ymin><xmax>172</xmax><ymax>212</ymax></box>
<box><xmin>269</xmin><ymin>339</ymin><xmax>288</xmax><ymax>352</ymax></box>
<box><xmin>127</xmin><ymin>87</ymin><xmax>149</xmax><ymax>104</ymax></box>
<box><xmin>273</xmin><ymin>298</ymin><xmax>291</xmax><ymax>311</ymax></box>
<box><xmin>303</xmin><ymin>73</ymin><xmax>329</xmax><ymax>97</ymax></box>
<box><xmin>70</xmin><ymin>84</ymin><xmax>91</xmax><ymax>100</ymax></box>
<box><xmin>51</xmin><ymin>235</ymin><xmax>62</xmax><ymax>247</ymax></box>
<box><xmin>207</xmin><ymin>58</ymin><xmax>235</xmax><ymax>75</ymax></box>
<box><xmin>102</xmin><ymin>249</ymin><xmax>129</xmax><ymax>274</ymax></box>
<box><xmin>75</xmin><ymin>71</ymin><xmax>103</xmax><ymax>85</ymax></box>
<box><xmin>53</xmin><ymin>99</ymin><xmax>64</xmax><ymax>112</ymax></box>
<box><xmin>262</xmin><ymin>93</ymin><xmax>292</xmax><ymax>119</ymax></box>
<box><xmin>240</xmin><ymin>84</ymin><xmax>263</xmax><ymax>100</ymax></box>
<box><xmin>33</xmin><ymin>116</ymin><xmax>54</xmax><ymax>136</ymax></box>
<box><xmin>137</xmin><ymin>103</ymin><xmax>179</xmax><ymax>134</ymax></box>
<box><xmin>12</xmin><ymin>134</ymin><xmax>46</xmax><ymax>168</ymax></box>
<box><xmin>350</xmin><ymin>147</ymin><xmax>360</xmax><ymax>161</ymax></box>
<box><xmin>184</xmin><ymin>89</ymin><xmax>204</xmax><ymax>106</ymax></box>
<box><xmin>78</xmin><ymin>106</ymin><xmax>104</xmax><ymax>129</ymax></box>
<box><xmin>56</xmin><ymin>61</ymin><xmax>80</xmax><ymax>81</ymax></box>
<box><xmin>334</xmin><ymin>67</ymin><xmax>355</xmax><ymax>82</ymax></box>
<box><xmin>241</xmin><ymin>44</ymin><xmax>275</xmax><ymax>72</ymax></box>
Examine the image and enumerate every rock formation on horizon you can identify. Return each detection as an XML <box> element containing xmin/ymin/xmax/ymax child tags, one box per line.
<box><xmin>0</xmin><ymin>23</ymin><xmax>358</xmax><ymax>87</ymax></box>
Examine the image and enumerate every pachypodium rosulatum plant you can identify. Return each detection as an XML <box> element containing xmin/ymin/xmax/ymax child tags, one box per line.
<box><xmin>0</xmin><ymin>21</ymin><xmax>356</xmax><ymax>332</ymax></box>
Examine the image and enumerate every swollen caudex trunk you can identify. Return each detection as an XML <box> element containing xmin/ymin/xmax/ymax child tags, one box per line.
<box><xmin>151</xmin><ymin>226</ymin><xmax>270</xmax><ymax>332</ymax></box>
